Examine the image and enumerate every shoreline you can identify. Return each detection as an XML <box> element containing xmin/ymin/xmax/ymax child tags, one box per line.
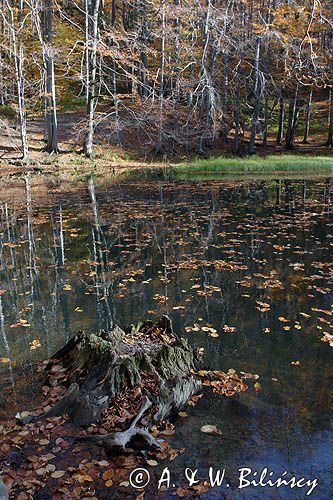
<box><xmin>0</xmin><ymin>153</ymin><xmax>332</xmax><ymax>181</ymax></box>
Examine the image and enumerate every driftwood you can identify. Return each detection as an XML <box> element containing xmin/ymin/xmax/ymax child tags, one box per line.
<box><xmin>18</xmin><ymin>316</ymin><xmax>202</xmax><ymax>450</ymax></box>
<box><xmin>77</xmin><ymin>396</ymin><xmax>162</xmax><ymax>451</ymax></box>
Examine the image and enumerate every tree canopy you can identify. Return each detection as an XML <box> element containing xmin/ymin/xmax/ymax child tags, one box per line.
<box><xmin>0</xmin><ymin>0</ymin><xmax>332</xmax><ymax>159</ymax></box>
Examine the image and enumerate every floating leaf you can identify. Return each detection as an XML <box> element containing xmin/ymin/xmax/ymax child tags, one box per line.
<box><xmin>201</xmin><ymin>425</ymin><xmax>222</xmax><ymax>435</ymax></box>
<box><xmin>51</xmin><ymin>470</ymin><xmax>66</xmax><ymax>479</ymax></box>
<box><xmin>102</xmin><ymin>470</ymin><xmax>114</xmax><ymax>481</ymax></box>
<box><xmin>223</xmin><ymin>324</ymin><xmax>237</xmax><ymax>333</ymax></box>
<box><xmin>178</xmin><ymin>412</ymin><xmax>188</xmax><ymax>417</ymax></box>
<box><xmin>146</xmin><ymin>459</ymin><xmax>158</xmax><ymax>466</ymax></box>
<box><xmin>30</xmin><ymin>339</ymin><xmax>42</xmax><ymax>350</ymax></box>
<box><xmin>73</xmin><ymin>473</ymin><xmax>94</xmax><ymax>483</ymax></box>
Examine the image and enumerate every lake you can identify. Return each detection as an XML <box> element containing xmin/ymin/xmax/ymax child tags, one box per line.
<box><xmin>0</xmin><ymin>172</ymin><xmax>332</xmax><ymax>498</ymax></box>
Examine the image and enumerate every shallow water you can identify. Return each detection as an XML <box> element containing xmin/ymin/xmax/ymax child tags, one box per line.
<box><xmin>0</xmin><ymin>173</ymin><xmax>332</xmax><ymax>498</ymax></box>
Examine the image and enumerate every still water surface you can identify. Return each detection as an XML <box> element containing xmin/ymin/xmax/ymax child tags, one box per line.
<box><xmin>0</xmin><ymin>173</ymin><xmax>332</xmax><ymax>498</ymax></box>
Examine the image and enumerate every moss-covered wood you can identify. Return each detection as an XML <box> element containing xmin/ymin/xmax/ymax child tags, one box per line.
<box><xmin>20</xmin><ymin>316</ymin><xmax>202</xmax><ymax>435</ymax></box>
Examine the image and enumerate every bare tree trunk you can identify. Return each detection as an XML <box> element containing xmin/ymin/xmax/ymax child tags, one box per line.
<box><xmin>262</xmin><ymin>95</ymin><xmax>269</xmax><ymax>147</ymax></box>
<box><xmin>302</xmin><ymin>88</ymin><xmax>312</xmax><ymax>144</ymax></box>
<box><xmin>198</xmin><ymin>0</ymin><xmax>212</xmax><ymax>153</ymax></box>
<box><xmin>234</xmin><ymin>75</ymin><xmax>241</xmax><ymax>154</ymax></box>
<box><xmin>84</xmin><ymin>0</ymin><xmax>90</xmax><ymax>107</ymax></box>
<box><xmin>171</xmin><ymin>0</ymin><xmax>180</xmax><ymax>151</ymax></box>
<box><xmin>111</xmin><ymin>0</ymin><xmax>116</xmax><ymax>26</ymax></box>
<box><xmin>156</xmin><ymin>0</ymin><xmax>166</xmax><ymax>154</ymax></box>
<box><xmin>220</xmin><ymin>51</ymin><xmax>229</xmax><ymax>144</ymax></box>
<box><xmin>17</xmin><ymin>0</ymin><xmax>29</xmax><ymax>161</ymax></box>
<box><xmin>44</xmin><ymin>0</ymin><xmax>59</xmax><ymax>153</ymax></box>
<box><xmin>326</xmin><ymin>88</ymin><xmax>333</xmax><ymax>147</ymax></box>
<box><xmin>248</xmin><ymin>38</ymin><xmax>262</xmax><ymax>155</ymax></box>
<box><xmin>139</xmin><ymin>0</ymin><xmax>150</xmax><ymax>97</ymax></box>
<box><xmin>0</xmin><ymin>7</ymin><xmax>5</xmax><ymax>106</ymax></box>
<box><xmin>285</xmin><ymin>84</ymin><xmax>300</xmax><ymax>150</ymax></box>
<box><xmin>85</xmin><ymin>0</ymin><xmax>101</xmax><ymax>158</ymax></box>
<box><xmin>4</xmin><ymin>0</ymin><xmax>29</xmax><ymax>160</ymax></box>
<box><xmin>276</xmin><ymin>96</ymin><xmax>284</xmax><ymax>145</ymax></box>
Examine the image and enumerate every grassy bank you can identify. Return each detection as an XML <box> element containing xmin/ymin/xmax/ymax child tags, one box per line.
<box><xmin>175</xmin><ymin>154</ymin><xmax>333</xmax><ymax>174</ymax></box>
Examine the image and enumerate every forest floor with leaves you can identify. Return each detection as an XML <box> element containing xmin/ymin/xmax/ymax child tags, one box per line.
<box><xmin>0</xmin><ymin>105</ymin><xmax>332</xmax><ymax>180</ymax></box>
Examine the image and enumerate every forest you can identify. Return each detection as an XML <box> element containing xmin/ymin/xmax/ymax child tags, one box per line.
<box><xmin>0</xmin><ymin>0</ymin><xmax>332</xmax><ymax>164</ymax></box>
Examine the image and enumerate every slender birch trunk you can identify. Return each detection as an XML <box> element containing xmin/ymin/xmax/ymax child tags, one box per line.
<box><xmin>85</xmin><ymin>0</ymin><xmax>100</xmax><ymax>158</ymax></box>
<box><xmin>220</xmin><ymin>51</ymin><xmax>229</xmax><ymax>144</ymax></box>
<box><xmin>44</xmin><ymin>0</ymin><xmax>58</xmax><ymax>153</ymax></box>
<box><xmin>326</xmin><ymin>88</ymin><xmax>333</xmax><ymax>147</ymax></box>
<box><xmin>156</xmin><ymin>0</ymin><xmax>166</xmax><ymax>154</ymax></box>
<box><xmin>172</xmin><ymin>0</ymin><xmax>180</xmax><ymax>149</ymax></box>
<box><xmin>302</xmin><ymin>88</ymin><xmax>313</xmax><ymax>144</ymax></box>
<box><xmin>85</xmin><ymin>0</ymin><xmax>90</xmax><ymax>107</ymax></box>
<box><xmin>285</xmin><ymin>84</ymin><xmax>300</xmax><ymax>150</ymax></box>
<box><xmin>198</xmin><ymin>0</ymin><xmax>212</xmax><ymax>153</ymax></box>
<box><xmin>248</xmin><ymin>38</ymin><xmax>262</xmax><ymax>155</ymax></box>
<box><xmin>234</xmin><ymin>75</ymin><xmax>241</xmax><ymax>154</ymax></box>
<box><xmin>0</xmin><ymin>6</ymin><xmax>5</xmax><ymax>106</ymax></box>
<box><xmin>276</xmin><ymin>96</ymin><xmax>284</xmax><ymax>145</ymax></box>
<box><xmin>262</xmin><ymin>95</ymin><xmax>269</xmax><ymax>147</ymax></box>
<box><xmin>4</xmin><ymin>0</ymin><xmax>29</xmax><ymax>160</ymax></box>
<box><xmin>140</xmin><ymin>0</ymin><xmax>150</xmax><ymax>98</ymax></box>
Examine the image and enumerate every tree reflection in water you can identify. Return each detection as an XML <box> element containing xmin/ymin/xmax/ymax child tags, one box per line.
<box><xmin>0</xmin><ymin>173</ymin><xmax>332</xmax><ymax>497</ymax></box>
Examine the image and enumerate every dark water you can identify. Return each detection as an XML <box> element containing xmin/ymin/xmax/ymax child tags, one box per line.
<box><xmin>0</xmin><ymin>173</ymin><xmax>333</xmax><ymax>498</ymax></box>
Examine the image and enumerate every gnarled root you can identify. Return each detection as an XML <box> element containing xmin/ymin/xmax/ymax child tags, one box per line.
<box><xmin>77</xmin><ymin>396</ymin><xmax>162</xmax><ymax>451</ymax></box>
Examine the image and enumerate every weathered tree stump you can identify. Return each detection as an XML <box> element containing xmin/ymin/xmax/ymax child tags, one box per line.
<box><xmin>19</xmin><ymin>316</ymin><xmax>202</xmax><ymax>449</ymax></box>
